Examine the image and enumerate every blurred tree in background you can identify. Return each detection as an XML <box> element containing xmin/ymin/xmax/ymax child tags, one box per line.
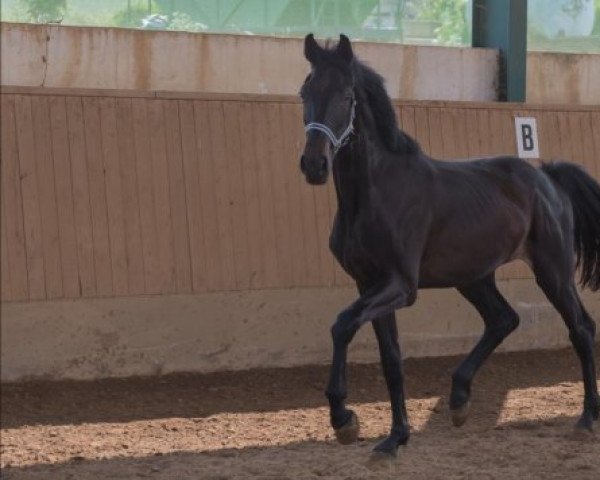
<box><xmin>19</xmin><ymin>0</ymin><xmax>66</xmax><ymax>22</ymax></box>
<box><xmin>1</xmin><ymin>0</ymin><xmax>598</xmax><ymax>52</ymax></box>
<box><xmin>112</xmin><ymin>1</ymin><xmax>159</xmax><ymax>28</ymax></box>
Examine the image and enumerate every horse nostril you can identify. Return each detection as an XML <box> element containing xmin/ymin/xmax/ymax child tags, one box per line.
<box><xmin>319</xmin><ymin>155</ymin><xmax>328</xmax><ymax>173</ymax></box>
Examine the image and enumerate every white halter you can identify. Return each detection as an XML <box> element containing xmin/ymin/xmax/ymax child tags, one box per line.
<box><xmin>304</xmin><ymin>99</ymin><xmax>356</xmax><ymax>155</ymax></box>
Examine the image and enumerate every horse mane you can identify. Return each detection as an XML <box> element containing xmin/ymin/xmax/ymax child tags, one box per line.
<box><xmin>352</xmin><ymin>60</ymin><xmax>421</xmax><ymax>155</ymax></box>
<box><xmin>309</xmin><ymin>41</ymin><xmax>421</xmax><ymax>155</ymax></box>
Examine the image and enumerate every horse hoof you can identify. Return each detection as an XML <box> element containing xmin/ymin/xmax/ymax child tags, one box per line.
<box><xmin>451</xmin><ymin>401</ymin><xmax>470</xmax><ymax>427</ymax></box>
<box><xmin>368</xmin><ymin>449</ymin><xmax>396</xmax><ymax>467</ymax></box>
<box><xmin>334</xmin><ymin>411</ymin><xmax>359</xmax><ymax>445</ymax></box>
<box><xmin>372</xmin><ymin>439</ymin><xmax>399</xmax><ymax>458</ymax></box>
<box><xmin>574</xmin><ymin>414</ymin><xmax>595</xmax><ymax>435</ymax></box>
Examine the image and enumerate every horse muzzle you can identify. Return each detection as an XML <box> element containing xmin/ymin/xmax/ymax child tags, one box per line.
<box><xmin>300</xmin><ymin>154</ymin><xmax>329</xmax><ymax>185</ymax></box>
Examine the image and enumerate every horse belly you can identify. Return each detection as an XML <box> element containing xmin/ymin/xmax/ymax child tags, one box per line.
<box><xmin>418</xmin><ymin>220</ymin><xmax>528</xmax><ymax>288</ymax></box>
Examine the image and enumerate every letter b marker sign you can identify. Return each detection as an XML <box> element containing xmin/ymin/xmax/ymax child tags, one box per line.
<box><xmin>515</xmin><ymin>117</ymin><xmax>539</xmax><ymax>159</ymax></box>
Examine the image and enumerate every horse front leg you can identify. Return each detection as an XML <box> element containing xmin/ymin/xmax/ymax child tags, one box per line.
<box><xmin>371</xmin><ymin>313</ymin><xmax>409</xmax><ymax>456</ymax></box>
<box><xmin>325</xmin><ymin>277</ymin><xmax>413</xmax><ymax>452</ymax></box>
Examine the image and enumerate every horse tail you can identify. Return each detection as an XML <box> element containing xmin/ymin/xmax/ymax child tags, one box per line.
<box><xmin>541</xmin><ymin>161</ymin><xmax>600</xmax><ymax>291</ymax></box>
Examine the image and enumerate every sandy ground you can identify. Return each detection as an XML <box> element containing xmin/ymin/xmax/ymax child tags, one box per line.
<box><xmin>1</xmin><ymin>346</ymin><xmax>599</xmax><ymax>479</ymax></box>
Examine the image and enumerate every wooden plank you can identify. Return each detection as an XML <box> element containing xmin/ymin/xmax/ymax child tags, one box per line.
<box><xmin>282</xmin><ymin>102</ymin><xmax>319</xmax><ymax>287</ymax></box>
<box><xmin>1</xmin><ymin>198</ymin><xmax>12</xmax><ymax>301</ymax></box>
<box><xmin>193</xmin><ymin>100</ymin><xmax>223</xmax><ymax>291</ymax></box>
<box><xmin>1</xmin><ymin>95</ymin><xmax>29</xmax><ymax>300</ymax></box>
<box><xmin>265</xmin><ymin>103</ymin><xmax>294</xmax><ymax>287</ymax></box>
<box><xmin>499</xmin><ymin>110</ymin><xmax>517</xmax><ymax>156</ymax></box>
<box><xmin>441</xmin><ymin>108</ymin><xmax>468</xmax><ymax>161</ymax></box>
<box><xmin>82</xmin><ymin>97</ymin><xmax>113</xmax><ymax>297</ymax></box>
<box><xmin>400</xmin><ymin>107</ymin><xmax>416</xmax><ymax>139</ymax></box>
<box><xmin>279</xmin><ymin>102</ymin><xmax>310</xmax><ymax>286</ymax></box>
<box><xmin>115</xmin><ymin>98</ymin><xmax>145</xmax><ymax>295</ymax></box>
<box><xmin>237</xmin><ymin>101</ymin><xmax>266</xmax><ymax>289</ymax></box>
<box><xmin>250</xmin><ymin>102</ymin><xmax>280</xmax><ymax>288</ymax></box>
<box><xmin>14</xmin><ymin>95</ymin><xmax>46</xmax><ymax>300</ymax></box>
<box><xmin>427</xmin><ymin>108</ymin><xmax>444</xmax><ymax>159</ymax></box>
<box><xmin>543</xmin><ymin>111</ymin><xmax>562</xmax><ymax>160</ymax></box>
<box><xmin>66</xmin><ymin>96</ymin><xmax>96</xmax><ymax>297</ymax></box>
<box><xmin>31</xmin><ymin>96</ymin><xmax>63</xmax><ymax>299</ymax></box>
<box><xmin>465</xmin><ymin>108</ymin><xmax>482</xmax><ymax>158</ymax></box>
<box><xmin>147</xmin><ymin>100</ymin><xmax>177</xmax><ymax>294</ymax></box>
<box><xmin>487</xmin><ymin>109</ymin><xmax>507</xmax><ymax>157</ymax></box>
<box><xmin>578</xmin><ymin>113</ymin><xmax>598</xmax><ymax>179</ymax></box>
<box><xmin>222</xmin><ymin>101</ymin><xmax>252</xmax><ymax>290</ymax></box>
<box><xmin>566</xmin><ymin>112</ymin><xmax>585</xmax><ymax>168</ymax></box>
<box><xmin>556</xmin><ymin>111</ymin><xmax>574</xmax><ymax>162</ymax></box>
<box><xmin>131</xmin><ymin>98</ymin><xmax>161</xmax><ymax>294</ymax></box>
<box><xmin>99</xmin><ymin>97</ymin><xmax>129</xmax><ymax>296</ymax></box>
<box><xmin>439</xmin><ymin>108</ymin><xmax>458</xmax><ymax>160</ymax></box>
<box><xmin>453</xmin><ymin>109</ymin><xmax>469</xmax><ymax>159</ymax></box>
<box><xmin>48</xmin><ymin>96</ymin><xmax>80</xmax><ymax>298</ymax></box>
<box><xmin>474</xmin><ymin>109</ymin><xmax>492</xmax><ymax>157</ymax></box>
<box><xmin>163</xmin><ymin>100</ymin><xmax>192</xmax><ymax>294</ymax></box>
<box><xmin>413</xmin><ymin>106</ymin><xmax>431</xmax><ymax>155</ymax></box>
<box><xmin>178</xmin><ymin>100</ymin><xmax>207</xmax><ymax>292</ymax></box>
<box><xmin>206</xmin><ymin>100</ymin><xmax>237</xmax><ymax>290</ymax></box>
<box><xmin>589</xmin><ymin>112</ymin><xmax>600</xmax><ymax>180</ymax></box>
<box><xmin>534</xmin><ymin>110</ymin><xmax>551</xmax><ymax>161</ymax></box>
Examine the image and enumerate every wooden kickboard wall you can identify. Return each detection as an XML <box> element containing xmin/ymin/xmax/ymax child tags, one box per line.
<box><xmin>2</xmin><ymin>87</ymin><xmax>599</xmax><ymax>302</ymax></box>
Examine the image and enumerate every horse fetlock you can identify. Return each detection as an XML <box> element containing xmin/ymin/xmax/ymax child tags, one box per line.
<box><xmin>449</xmin><ymin>373</ymin><xmax>471</xmax><ymax>409</ymax></box>
<box><xmin>451</xmin><ymin>400</ymin><xmax>471</xmax><ymax>427</ymax></box>
<box><xmin>587</xmin><ymin>395</ymin><xmax>600</xmax><ymax>420</ymax></box>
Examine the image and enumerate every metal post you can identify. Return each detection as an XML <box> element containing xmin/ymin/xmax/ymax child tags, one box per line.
<box><xmin>472</xmin><ymin>0</ymin><xmax>527</xmax><ymax>102</ymax></box>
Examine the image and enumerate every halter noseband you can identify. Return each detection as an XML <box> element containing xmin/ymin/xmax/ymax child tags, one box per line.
<box><xmin>304</xmin><ymin>99</ymin><xmax>356</xmax><ymax>155</ymax></box>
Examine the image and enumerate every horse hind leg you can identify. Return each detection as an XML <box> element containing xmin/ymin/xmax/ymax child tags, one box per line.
<box><xmin>532</xmin><ymin>257</ymin><xmax>599</xmax><ymax>431</ymax></box>
<box><xmin>450</xmin><ymin>275</ymin><xmax>520</xmax><ymax>426</ymax></box>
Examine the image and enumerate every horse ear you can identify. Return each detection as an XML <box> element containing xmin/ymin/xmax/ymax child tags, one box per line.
<box><xmin>304</xmin><ymin>33</ymin><xmax>320</xmax><ymax>64</ymax></box>
<box><xmin>337</xmin><ymin>34</ymin><xmax>353</xmax><ymax>63</ymax></box>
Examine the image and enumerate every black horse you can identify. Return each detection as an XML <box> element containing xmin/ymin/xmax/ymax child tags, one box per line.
<box><xmin>299</xmin><ymin>34</ymin><xmax>600</xmax><ymax>457</ymax></box>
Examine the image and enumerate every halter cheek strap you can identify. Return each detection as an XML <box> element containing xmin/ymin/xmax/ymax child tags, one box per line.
<box><xmin>304</xmin><ymin>99</ymin><xmax>356</xmax><ymax>155</ymax></box>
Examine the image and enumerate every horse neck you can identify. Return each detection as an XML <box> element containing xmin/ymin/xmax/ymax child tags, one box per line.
<box><xmin>332</xmin><ymin>131</ymin><xmax>379</xmax><ymax>218</ymax></box>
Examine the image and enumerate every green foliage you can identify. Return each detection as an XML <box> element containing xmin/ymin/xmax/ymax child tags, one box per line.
<box><xmin>561</xmin><ymin>0</ymin><xmax>588</xmax><ymax>18</ymax></box>
<box><xmin>167</xmin><ymin>12</ymin><xmax>208</xmax><ymax>32</ymax></box>
<box><xmin>406</xmin><ymin>0</ymin><xmax>469</xmax><ymax>45</ymax></box>
<box><xmin>594</xmin><ymin>0</ymin><xmax>600</xmax><ymax>35</ymax></box>
<box><xmin>112</xmin><ymin>1</ymin><xmax>159</xmax><ymax>28</ymax></box>
<box><xmin>2</xmin><ymin>0</ymin><xmax>30</xmax><ymax>22</ymax></box>
<box><xmin>19</xmin><ymin>0</ymin><xmax>66</xmax><ymax>22</ymax></box>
